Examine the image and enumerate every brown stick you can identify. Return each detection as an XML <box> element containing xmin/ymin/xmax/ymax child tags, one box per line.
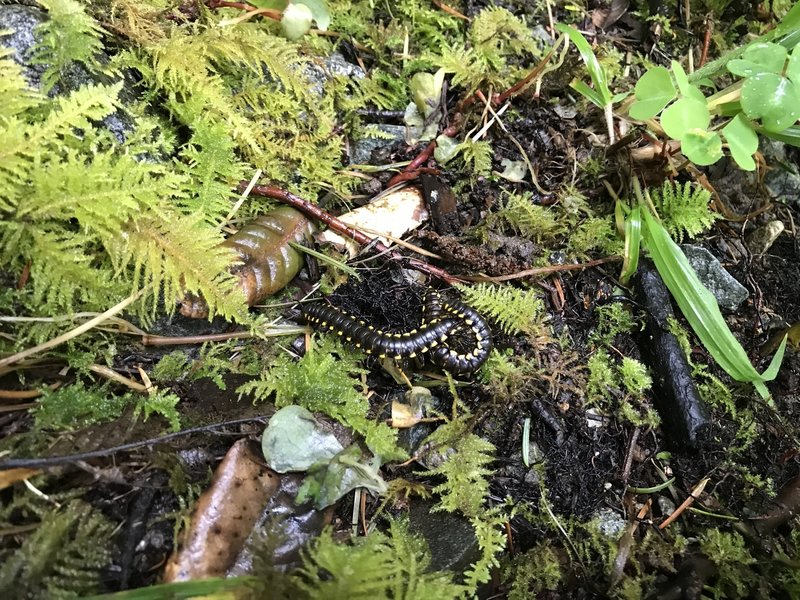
<box><xmin>239</xmin><ymin>183</ymin><xmax>463</xmax><ymax>284</ymax></box>
<box><xmin>461</xmin><ymin>255</ymin><xmax>623</xmax><ymax>283</ymax></box>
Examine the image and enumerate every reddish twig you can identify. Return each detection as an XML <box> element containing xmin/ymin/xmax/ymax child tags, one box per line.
<box><xmin>698</xmin><ymin>15</ymin><xmax>714</xmax><ymax>68</ymax></box>
<box><xmin>239</xmin><ymin>183</ymin><xmax>464</xmax><ymax>284</ymax></box>
<box><xmin>385</xmin><ymin>47</ymin><xmax>557</xmax><ymax>188</ymax></box>
<box><xmin>207</xmin><ymin>0</ymin><xmax>256</xmax><ymax>12</ymax></box>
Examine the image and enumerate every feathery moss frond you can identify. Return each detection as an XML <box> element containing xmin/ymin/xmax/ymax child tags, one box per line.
<box><xmin>34</xmin><ymin>0</ymin><xmax>106</xmax><ymax>92</ymax></box>
<box><xmin>0</xmin><ymin>46</ymin><xmax>38</xmax><ymax>118</ymax></box>
<box><xmin>455</xmin><ymin>283</ymin><xmax>549</xmax><ymax>337</ymax></box>
<box><xmin>121</xmin><ymin>213</ymin><xmax>245</xmax><ymax>320</ymax></box>
<box><xmin>496</xmin><ymin>192</ymin><xmax>566</xmax><ymax>242</ymax></box>
<box><xmin>649</xmin><ymin>181</ymin><xmax>718</xmax><ymax>242</ymax></box>
<box><xmin>238</xmin><ymin>337</ymin><xmax>403</xmax><ymax>460</ymax></box>
<box><xmin>425</xmin><ymin>417</ymin><xmax>496</xmax><ymax>516</ymax></box>
<box><xmin>297</xmin><ymin>519</ymin><xmax>467</xmax><ymax>599</ymax></box>
<box><xmin>0</xmin><ymin>501</ymin><xmax>113</xmax><ymax>598</ymax></box>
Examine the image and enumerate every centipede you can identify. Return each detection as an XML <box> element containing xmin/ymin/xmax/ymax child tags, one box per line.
<box><xmin>302</xmin><ymin>291</ymin><xmax>492</xmax><ymax>375</ymax></box>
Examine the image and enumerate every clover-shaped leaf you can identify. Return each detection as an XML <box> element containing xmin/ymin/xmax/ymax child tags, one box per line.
<box><xmin>728</xmin><ymin>42</ymin><xmax>788</xmax><ymax>77</ymax></box>
<box><xmin>629</xmin><ymin>66</ymin><xmax>676</xmax><ymax>120</ymax></box>
<box><xmin>682</xmin><ymin>129</ymin><xmax>723</xmax><ymax>166</ymax></box>
<box><xmin>660</xmin><ymin>97</ymin><xmax>709</xmax><ymax>139</ymax></box>
<box><xmin>786</xmin><ymin>43</ymin><xmax>800</xmax><ymax>85</ymax></box>
<box><xmin>740</xmin><ymin>72</ymin><xmax>800</xmax><ymax>132</ymax></box>
<box><xmin>721</xmin><ymin>114</ymin><xmax>758</xmax><ymax>171</ymax></box>
<box><xmin>671</xmin><ymin>60</ymin><xmax>705</xmax><ymax>103</ymax></box>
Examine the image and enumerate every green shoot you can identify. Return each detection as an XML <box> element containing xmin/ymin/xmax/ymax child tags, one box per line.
<box><xmin>635</xmin><ymin>180</ymin><xmax>787</xmax><ymax>399</ymax></box>
<box><xmin>555</xmin><ymin>24</ymin><xmax>626</xmax><ymax>142</ymax></box>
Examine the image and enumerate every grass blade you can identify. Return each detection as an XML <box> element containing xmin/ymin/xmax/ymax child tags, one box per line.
<box><xmin>640</xmin><ymin>206</ymin><xmax>784</xmax><ymax>398</ymax></box>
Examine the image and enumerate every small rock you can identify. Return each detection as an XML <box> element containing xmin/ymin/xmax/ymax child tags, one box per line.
<box><xmin>409</xmin><ymin>500</ymin><xmax>479</xmax><ymax>573</ymax></box>
<box><xmin>350</xmin><ymin>124</ymin><xmax>406</xmax><ymax>165</ymax></box>
<box><xmin>762</xmin><ymin>139</ymin><xmax>800</xmax><ymax>210</ymax></box>
<box><xmin>305</xmin><ymin>51</ymin><xmax>365</xmax><ymax>97</ymax></box>
<box><xmin>594</xmin><ymin>507</ymin><xmax>626</xmax><ymax>537</ymax></box>
<box><xmin>746</xmin><ymin>220</ymin><xmax>785</xmax><ymax>255</ymax></box>
<box><xmin>680</xmin><ymin>245</ymin><xmax>749</xmax><ymax>311</ymax></box>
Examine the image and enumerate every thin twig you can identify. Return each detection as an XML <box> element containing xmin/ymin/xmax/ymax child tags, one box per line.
<box><xmin>0</xmin><ymin>416</ymin><xmax>271</xmax><ymax>470</ymax></box>
<box><xmin>462</xmin><ymin>255</ymin><xmax>623</xmax><ymax>283</ymax></box>
<box><xmin>0</xmin><ymin>383</ymin><xmax>60</xmax><ymax>400</ymax></box>
<box><xmin>659</xmin><ymin>477</ymin><xmax>710</xmax><ymax>529</ymax></box>
<box><xmin>0</xmin><ymin>289</ymin><xmax>146</xmax><ymax>370</ymax></box>
<box><xmin>238</xmin><ymin>183</ymin><xmax>464</xmax><ymax>284</ymax></box>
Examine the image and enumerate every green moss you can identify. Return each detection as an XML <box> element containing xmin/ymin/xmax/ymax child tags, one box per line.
<box><xmin>0</xmin><ymin>500</ymin><xmax>114</xmax><ymax>599</ymax></box>
<box><xmin>699</xmin><ymin>529</ymin><xmax>756</xmax><ymax>599</ymax></box>
<box><xmin>591</xmin><ymin>302</ymin><xmax>639</xmax><ymax>347</ymax></box>
<box><xmin>504</xmin><ymin>543</ymin><xmax>562</xmax><ymax>598</ymax></box>
<box><xmin>34</xmin><ymin>382</ymin><xmax>131</xmax><ymax>431</ymax></box>
<box><xmin>296</xmin><ymin>518</ymin><xmax>468</xmax><ymax>599</ymax></box>
<box><xmin>455</xmin><ymin>282</ymin><xmax>549</xmax><ymax>337</ymax></box>
<box><xmin>238</xmin><ymin>336</ymin><xmax>402</xmax><ymax>460</ymax></box>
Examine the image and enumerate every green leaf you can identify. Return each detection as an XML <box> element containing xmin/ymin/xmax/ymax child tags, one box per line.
<box><xmin>281</xmin><ymin>2</ymin><xmax>313</xmax><ymax>40</ymax></box>
<box><xmin>786</xmin><ymin>43</ymin><xmax>800</xmax><ymax>85</ymax></box>
<box><xmin>619</xmin><ymin>204</ymin><xmax>641</xmax><ymax>285</ymax></box>
<box><xmin>628</xmin><ymin>66</ymin><xmax>676</xmax><ymax>120</ymax></box>
<box><xmin>641</xmin><ymin>206</ymin><xmax>783</xmax><ymax>399</ymax></box>
<box><xmin>295</xmin><ymin>0</ymin><xmax>330</xmax><ymax>31</ymax></box>
<box><xmin>433</xmin><ymin>134</ymin><xmax>460</xmax><ymax>163</ymax></box>
<box><xmin>261</xmin><ymin>405</ymin><xmax>344</xmax><ymax>472</ymax></box>
<box><xmin>570</xmin><ymin>79</ymin><xmax>604</xmax><ymax>108</ymax></box>
<box><xmin>759</xmin><ymin>124</ymin><xmax>800</xmax><ymax>146</ymax></box>
<box><xmin>681</xmin><ymin>129</ymin><xmax>723</xmax><ymax>165</ymax></box>
<box><xmin>555</xmin><ymin>23</ymin><xmax>612</xmax><ymax>107</ymax></box>
<box><xmin>740</xmin><ymin>72</ymin><xmax>800</xmax><ymax>132</ymax></box>
<box><xmin>721</xmin><ymin>114</ymin><xmax>758</xmax><ymax>171</ymax></box>
<box><xmin>728</xmin><ymin>42</ymin><xmax>788</xmax><ymax>77</ymax></box>
<box><xmin>671</xmin><ymin>60</ymin><xmax>705</xmax><ymax>102</ymax></box>
<box><xmin>661</xmin><ymin>97</ymin><xmax>710</xmax><ymax>139</ymax></box>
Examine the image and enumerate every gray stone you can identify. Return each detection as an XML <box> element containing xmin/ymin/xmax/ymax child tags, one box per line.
<box><xmin>0</xmin><ymin>4</ymin><xmax>48</xmax><ymax>88</ymax></box>
<box><xmin>409</xmin><ymin>500</ymin><xmax>479</xmax><ymax>573</ymax></box>
<box><xmin>350</xmin><ymin>124</ymin><xmax>405</xmax><ymax>165</ymax></box>
<box><xmin>681</xmin><ymin>245</ymin><xmax>749</xmax><ymax>311</ymax></box>
<box><xmin>747</xmin><ymin>220</ymin><xmax>785</xmax><ymax>255</ymax></box>
<box><xmin>305</xmin><ymin>51</ymin><xmax>365</xmax><ymax>97</ymax></box>
<box><xmin>594</xmin><ymin>507</ymin><xmax>626</xmax><ymax>538</ymax></box>
<box><xmin>0</xmin><ymin>3</ymin><xmax>136</xmax><ymax>143</ymax></box>
<box><xmin>761</xmin><ymin>139</ymin><xmax>800</xmax><ymax>210</ymax></box>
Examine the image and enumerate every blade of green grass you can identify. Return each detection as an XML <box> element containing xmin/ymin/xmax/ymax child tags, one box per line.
<box><xmin>640</xmin><ymin>206</ymin><xmax>786</xmax><ymax>399</ymax></box>
<box><xmin>620</xmin><ymin>204</ymin><xmax>641</xmax><ymax>285</ymax></box>
<box><xmin>555</xmin><ymin>23</ymin><xmax>612</xmax><ymax>107</ymax></box>
<box><xmin>289</xmin><ymin>241</ymin><xmax>361</xmax><ymax>280</ymax></box>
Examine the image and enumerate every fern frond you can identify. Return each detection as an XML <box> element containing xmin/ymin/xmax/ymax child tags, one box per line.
<box><xmin>459</xmin><ymin>139</ymin><xmax>492</xmax><ymax>176</ymax></box>
<box><xmin>424</xmin><ymin>418</ymin><xmax>496</xmax><ymax>516</ymax></box>
<box><xmin>21</xmin><ymin>149</ymin><xmax>185</xmax><ymax>234</ymax></box>
<box><xmin>434</xmin><ymin>43</ymin><xmax>481</xmax><ymax>90</ymax></box>
<box><xmin>238</xmin><ymin>337</ymin><xmax>402</xmax><ymax>460</ymax></box>
<box><xmin>497</xmin><ymin>192</ymin><xmax>566</xmax><ymax>242</ymax></box>
<box><xmin>0</xmin><ymin>501</ymin><xmax>113</xmax><ymax>598</ymax></box>
<box><xmin>469</xmin><ymin>6</ymin><xmax>537</xmax><ymax>59</ymax></box>
<box><xmin>455</xmin><ymin>283</ymin><xmax>548</xmax><ymax>337</ymax></box>
<box><xmin>0</xmin><ymin>49</ymin><xmax>38</xmax><ymax>119</ymax></box>
<box><xmin>297</xmin><ymin>519</ymin><xmax>466</xmax><ymax>599</ymax></box>
<box><xmin>355</xmin><ymin>68</ymin><xmax>407</xmax><ymax>110</ymax></box>
<box><xmin>649</xmin><ymin>181</ymin><xmax>718</xmax><ymax>243</ymax></box>
<box><xmin>120</xmin><ymin>213</ymin><xmax>247</xmax><ymax>320</ymax></box>
<box><xmin>34</xmin><ymin>0</ymin><xmax>106</xmax><ymax>92</ymax></box>
<box><xmin>177</xmin><ymin>119</ymin><xmax>245</xmax><ymax>220</ymax></box>
<box><xmin>35</xmin><ymin>82</ymin><xmax>120</xmax><ymax>147</ymax></box>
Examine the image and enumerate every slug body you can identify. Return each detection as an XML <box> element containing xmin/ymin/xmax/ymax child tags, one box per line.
<box><xmin>303</xmin><ymin>291</ymin><xmax>492</xmax><ymax>375</ymax></box>
<box><xmin>181</xmin><ymin>207</ymin><xmax>315</xmax><ymax>318</ymax></box>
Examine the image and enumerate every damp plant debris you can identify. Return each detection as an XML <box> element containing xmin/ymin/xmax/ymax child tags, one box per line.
<box><xmin>1</xmin><ymin>0</ymin><xmax>800</xmax><ymax>598</ymax></box>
